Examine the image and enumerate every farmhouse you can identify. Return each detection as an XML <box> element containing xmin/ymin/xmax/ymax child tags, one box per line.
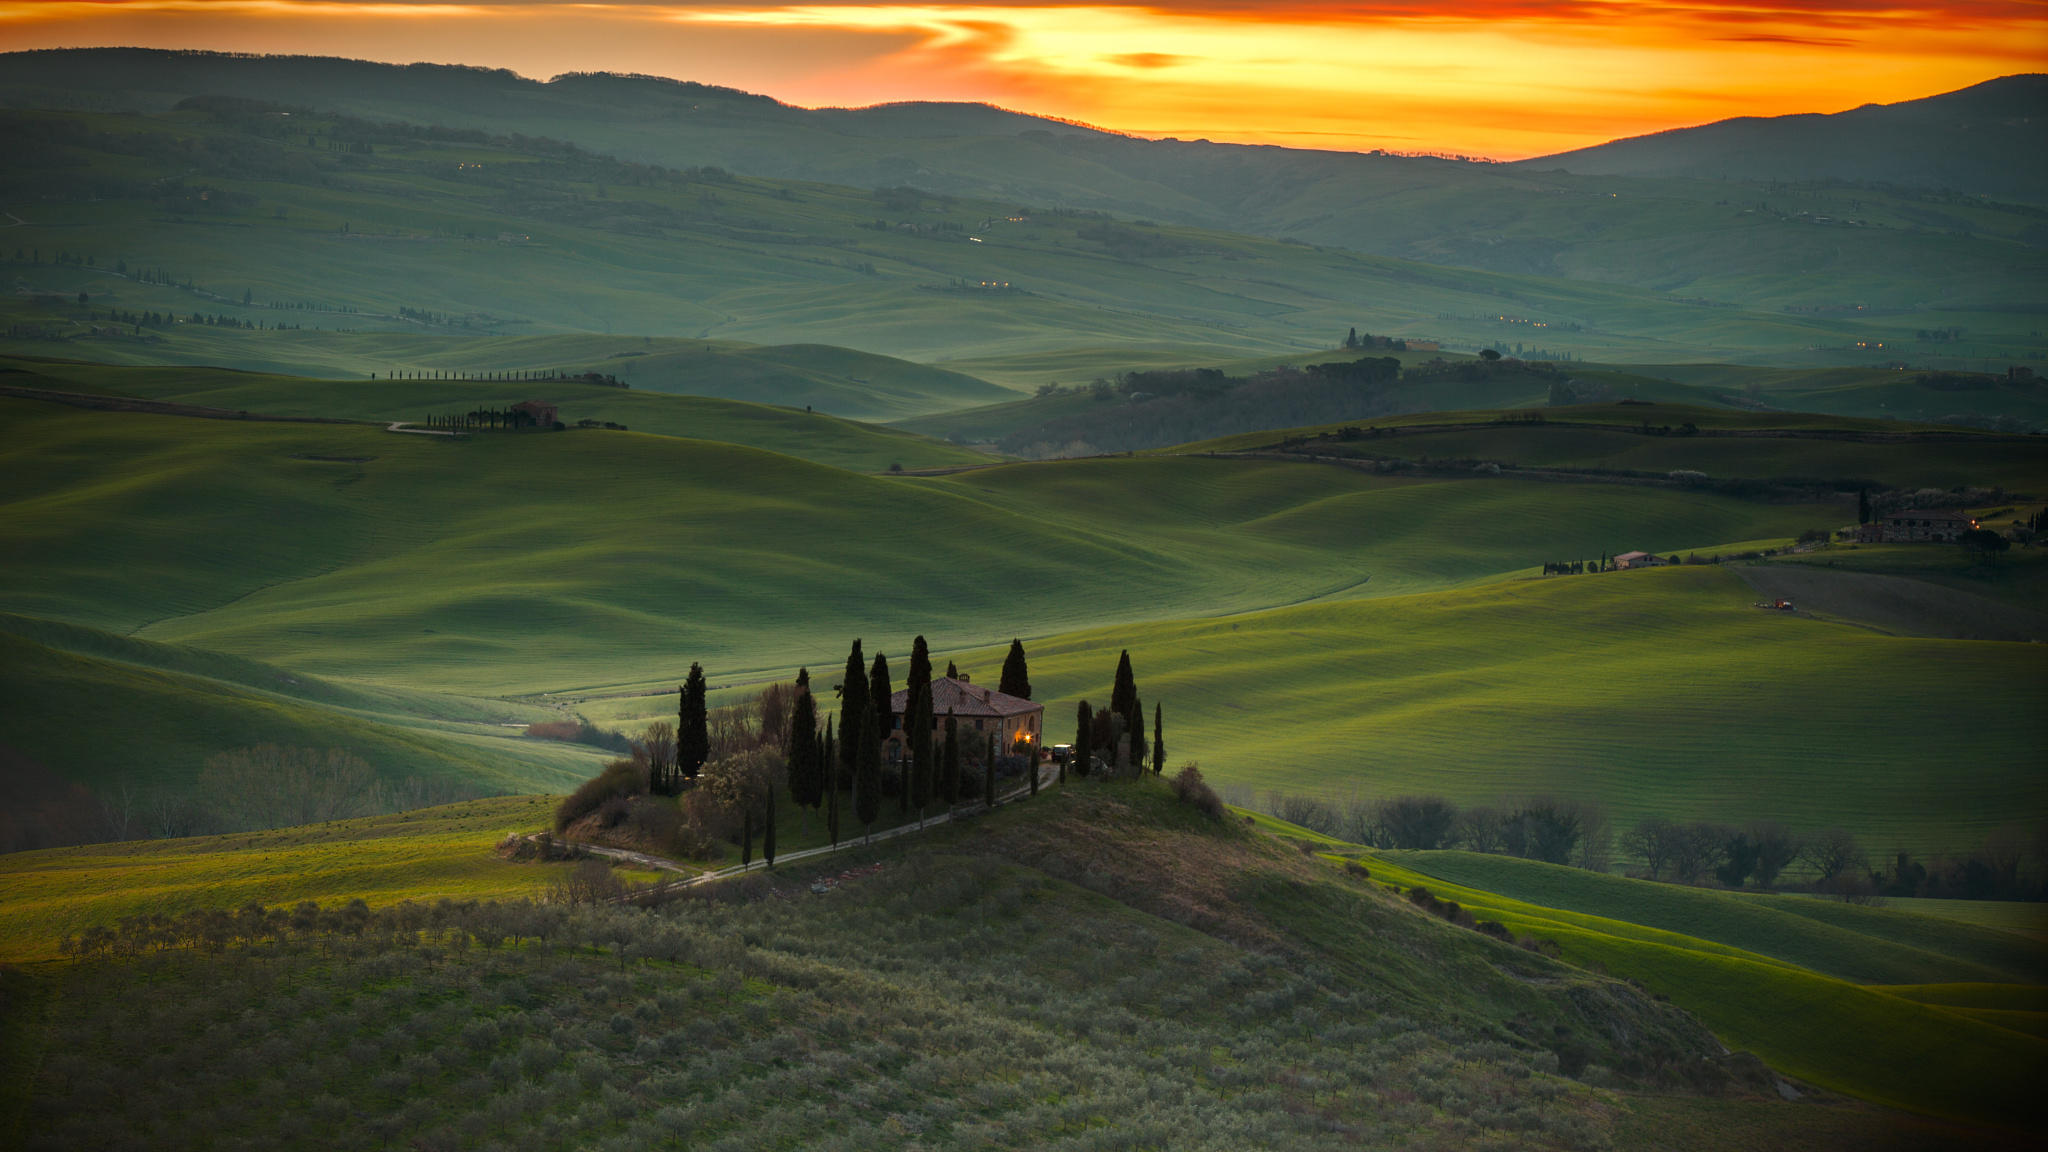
<box><xmin>1613</xmin><ymin>551</ymin><xmax>1669</xmax><ymax>569</ymax></box>
<box><xmin>887</xmin><ymin>676</ymin><xmax>1043</xmax><ymax>749</ymax></box>
<box><xmin>1880</xmin><ymin>509</ymin><xmax>1977</xmax><ymax>543</ymax></box>
<box><xmin>510</xmin><ymin>400</ymin><xmax>558</xmax><ymax>427</ymax></box>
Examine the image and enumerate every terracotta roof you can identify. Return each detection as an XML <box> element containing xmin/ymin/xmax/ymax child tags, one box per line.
<box><xmin>888</xmin><ymin>677</ymin><xmax>1040</xmax><ymax>719</ymax></box>
<box><xmin>1613</xmin><ymin>551</ymin><xmax>1653</xmax><ymax>562</ymax></box>
<box><xmin>1884</xmin><ymin>509</ymin><xmax>1973</xmax><ymax>522</ymax></box>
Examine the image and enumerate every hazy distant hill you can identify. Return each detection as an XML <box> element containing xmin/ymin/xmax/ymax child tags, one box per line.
<box><xmin>1527</xmin><ymin>75</ymin><xmax>2048</xmax><ymax>202</ymax></box>
<box><xmin>5</xmin><ymin>48</ymin><xmax>2043</xmax><ymax>314</ymax></box>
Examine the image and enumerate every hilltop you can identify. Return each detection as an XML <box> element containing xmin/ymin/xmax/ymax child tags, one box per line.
<box><xmin>1529</xmin><ymin>75</ymin><xmax>2048</xmax><ymax>202</ymax></box>
<box><xmin>9</xmin><ymin>779</ymin><xmax>2023</xmax><ymax>1149</ymax></box>
<box><xmin>2</xmin><ymin>53</ymin><xmax>2042</xmax><ymax>372</ymax></box>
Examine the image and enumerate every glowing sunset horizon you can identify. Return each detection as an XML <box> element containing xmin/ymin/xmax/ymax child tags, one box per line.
<box><xmin>0</xmin><ymin>2</ymin><xmax>2040</xmax><ymax>158</ymax></box>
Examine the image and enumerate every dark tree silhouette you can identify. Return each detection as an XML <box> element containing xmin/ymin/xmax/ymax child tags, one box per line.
<box><xmin>999</xmin><ymin>638</ymin><xmax>1031</xmax><ymax>699</ymax></box>
<box><xmin>1152</xmin><ymin>703</ymin><xmax>1164</xmax><ymax>774</ymax></box>
<box><xmin>854</xmin><ymin>709</ymin><xmax>881</xmax><ymax>838</ymax></box>
<box><xmin>1074</xmin><ymin>701</ymin><xmax>1094</xmax><ymax>778</ymax></box>
<box><xmin>788</xmin><ymin>682</ymin><xmax>821</xmax><ymax>809</ymax></box>
<box><xmin>676</xmin><ymin>664</ymin><xmax>709</xmax><ymax>789</ymax></box>
<box><xmin>837</xmin><ymin>640</ymin><xmax>867</xmax><ymax>793</ymax></box>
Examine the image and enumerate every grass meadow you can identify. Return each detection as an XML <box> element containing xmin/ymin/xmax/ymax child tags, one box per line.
<box><xmin>0</xmin><ymin>397</ymin><xmax>1849</xmax><ymax>695</ymax></box>
<box><xmin>1359</xmin><ymin>849</ymin><xmax>2046</xmax><ymax>1127</ymax></box>
<box><xmin>13</xmin><ymin>779</ymin><xmax>1982</xmax><ymax>1151</ymax></box>
<box><xmin>0</xmin><ymin>797</ymin><xmax>567</xmax><ymax>964</ymax></box>
<box><xmin>3</xmin><ymin>99</ymin><xmax>2038</xmax><ymax>382</ymax></box>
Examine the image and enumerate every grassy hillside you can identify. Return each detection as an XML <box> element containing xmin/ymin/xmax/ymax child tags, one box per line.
<box><xmin>0</xmin><ymin>356</ymin><xmax>992</xmax><ymax>471</ymax></box>
<box><xmin>1173</xmin><ymin>401</ymin><xmax>2048</xmax><ymax>491</ymax></box>
<box><xmin>1003</xmin><ymin>565</ymin><xmax>2044</xmax><ymax>858</ymax></box>
<box><xmin>10</xmin><ymin>779</ymin><xmax>2006</xmax><ymax>1149</ymax></box>
<box><xmin>1528</xmin><ymin>75</ymin><xmax>2048</xmax><ymax>202</ymax></box>
<box><xmin>0</xmin><ymin>396</ymin><xmax>1849</xmax><ymax>695</ymax></box>
<box><xmin>0</xmin><ymin>617</ymin><xmax>599</xmax><ymax>852</ymax></box>
<box><xmin>5</xmin><ymin>50</ymin><xmax>2042</xmax><ymax>334</ymax></box>
<box><xmin>0</xmin><ymin>796</ymin><xmax>567</xmax><ymax>964</ymax></box>
<box><xmin>2</xmin><ymin>96</ymin><xmax>2038</xmax><ymax>379</ymax></box>
<box><xmin>1627</xmin><ymin>364</ymin><xmax>2048</xmax><ymax>429</ymax></box>
<box><xmin>0</xmin><ymin>334</ymin><xmax>1015</xmax><ymax>421</ymax></box>
<box><xmin>1363</xmin><ymin>850</ymin><xmax>2047</xmax><ymax>1126</ymax></box>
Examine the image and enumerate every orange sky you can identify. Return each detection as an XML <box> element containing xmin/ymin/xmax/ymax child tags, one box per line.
<box><xmin>1</xmin><ymin>2</ymin><xmax>2041</xmax><ymax>156</ymax></box>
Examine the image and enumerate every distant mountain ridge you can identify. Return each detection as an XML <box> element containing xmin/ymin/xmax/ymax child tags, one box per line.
<box><xmin>2</xmin><ymin>48</ymin><xmax>2042</xmax><ymax>320</ymax></box>
<box><xmin>1525</xmin><ymin>75</ymin><xmax>2047</xmax><ymax>200</ymax></box>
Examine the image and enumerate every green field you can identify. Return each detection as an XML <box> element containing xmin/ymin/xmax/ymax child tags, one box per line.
<box><xmin>1361</xmin><ymin>848</ymin><xmax>2046</xmax><ymax>1126</ymax></box>
<box><xmin>0</xmin><ymin>355</ymin><xmax>993</xmax><ymax>471</ymax></box>
<box><xmin>0</xmin><ymin>395</ymin><xmax>1851</xmax><ymax>694</ymax></box>
<box><xmin>0</xmin><ymin>796</ymin><xmax>569</xmax><ymax>964</ymax></box>
<box><xmin>5</xmin><ymin>388</ymin><xmax>2033</xmax><ymax>856</ymax></box>
<box><xmin>1004</xmin><ymin>565</ymin><xmax>2045</xmax><ymax>858</ymax></box>
<box><xmin>1174</xmin><ymin>401</ymin><xmax>2048</xmax><ymax>491</ymax></box>
<box><xmin>3</xmin><ymin>96</ymin><xmax>2038</xmax><ymax>384</ymax></box>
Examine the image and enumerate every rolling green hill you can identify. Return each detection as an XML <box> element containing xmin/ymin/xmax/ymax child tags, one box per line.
<box><xmin>998</xmin><ymin>565</ymin><xmax>2045</xmax><ymax>858</ymax></box>
<box><xmin>1625</xmin><ymin>364</ymin><xmax>2048</xmax><ymax>429</ymax></box>
<box><xmin>1528</xmin><ymin>75</ymin><xmax>2048</xmax><ymax>202</ymax></box>
<box><xmin>1172</xmin><ymin>401</ymin><xmax>2048</xmax><ymax>491</ymax></box>
<box><xmin>2</xmin><ymin>89</ymin><xmax>2040</xmax><ymax>382</ymax></box>
<box><xmin>0</xmin><ymin>395</ymin><xmax>1852</xmax><ymax>694</ymax></box>
<box><xmin>0</xmin><ymin>356</ymin><xmax>992</xmax><ymax>471</ymax></box>
<box><xmin>5</xmin><ymin>49</ymin><xmax>2042</xmax><ymax>332</ymax></box>
<box><xmin>20</xmin><ymin>782</ymin><xmax>1951</xmax><ymax>1150</ymax></box>
<box><xmin>1362</xmin><ymin>849</ymin><xmax>2046</xmax><ymax>1126</ymax></box>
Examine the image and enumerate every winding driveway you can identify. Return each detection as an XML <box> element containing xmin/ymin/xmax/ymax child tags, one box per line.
<box><xmin>549</xmin><ymin>758</ymin><xmax>1066</xmax><ymax>900</ymax></box>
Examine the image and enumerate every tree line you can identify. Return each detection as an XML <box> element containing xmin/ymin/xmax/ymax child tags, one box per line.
<box><xmin>1247</xmin><ymin>788</ymin><xmax>2045</xmax><ymax>901</ymax></box>
<box><xmin>554</xmin><ymin>638</ymin><xmax>1171</xmax><ymax>869</ymax></box>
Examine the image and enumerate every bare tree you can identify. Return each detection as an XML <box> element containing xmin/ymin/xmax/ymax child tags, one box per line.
<box><xmin>1747</xmin><ymin>821</ymin><xmax>1802</xmax><ymax>888</ymax></box>
<box><xmin>1802</xmin><ymin>828</ymin><xmax>1867</xmax><ymax>883</ymax></box>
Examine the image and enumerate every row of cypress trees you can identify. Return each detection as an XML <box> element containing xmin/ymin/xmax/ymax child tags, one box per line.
<box><xmin>1072</xmin><ymin>650</ymin><xmax>1164</xmax><ymax>778</ymax></box>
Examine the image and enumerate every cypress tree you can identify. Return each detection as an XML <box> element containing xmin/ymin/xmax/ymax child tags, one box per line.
<box><xmin>938</xmin><ymin>705</ymin><xmax>959</xmax><ymax>805</ymax></box>
<box><xmin>946</xmin><ymin>660</ymin><xmax>959</xmax><ymax>679</ymax></box>
<box><xmin>908</xmin><ymin>638</ymin><xmax>935</xmax><ymax>814</ymax></box>
<box><xmin>1074</xmin><ymin>701</ymin><xmax>1094</xmax><ymax>778</ymax></box>
<box><xmin>908</xmin><ymin>635</ymin><xmax>933</xmax><ymax>698</ymax></box>
<box><xmin>999</xmin><ymin>639</ymin><xmax>1031</xmax><ymax>699</ymax></box>
<box><xmin>1128</xmin><ymin>693</ymin><xmax>1146</xmax><ymax>766</ymax></box>
<box><xmin>869</xmin><ymin>652</ymin><xmax>894</xmax><ymax>746</ymax></box>
<box><xmin>763</xmin><ymin>787</ymin><xmax>776</xmax><ymax>869</ymax></box>
<box><xmin>1027</xmin><ymin>739</ymin><xmax>1040</xmax><ymax>797</ymax></box>
<box><xmin>1858</xmin><ymin>488</ymin><xmax>1871</xmax><ymax>525</ymax></box>
<box><xmin>985</xmin><ymin>736</ymin><xmax>997</xmax><ymax>809</ymax></box>
<box><xmin>984</xmin><ymin>733</ymin><xmax>995</xmax><ymax>792</ymax></box>
<box><xmin>741</xmin><ymin>807</ymin><xmax>754</xmax><ymax>868</ymax></box>
<box><xmin>942</xmin><ymin>712</ymin><xmax>959</xmax><ymax>807</ymax></box>
<box><xmin>1153</xmin><ymin>702</ymin><xmax>1164</xmax><ymax>774</ymax></box>
<box><xmin>910</xmin><ymin>681</ymin><xmax>935</xmax><ymax>822</ymax></box>
<box><xmin>677</xmin><ymin>663</ymin><xmax>709</xmax><ymax>788</ymax></box>
<box><xmin>788</xmin><ymin>686</ymin><xmax>820</xmax><ymax>809</ymax></box>
<box><xmin>854</xmin><ymin>708</ymin><xmax>881</xmax><ymax>840</ymax></box>
<box><xmin>824</xmin><ymin>717</ymin><xmax>840</xmax><ymax>847</ymax></box>
<box><xmin>838</xmin><ymin>641</ymin><xmax>867</xmax><ymax>794</ymax></box>
<box><xmin>869</xmin><ymin>653</ymin><xmax>897</xmax><ymax>817</ymax></box>
<box><xmin>1110</xmin><ymin>651</ymin><xmax>1137</xmax><ymax>726</ymax></box>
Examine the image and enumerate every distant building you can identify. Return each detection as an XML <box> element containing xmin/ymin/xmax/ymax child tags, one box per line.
<box><xmin>1613</xmin><ymin>551</ymin><xmax>1669</xmax><ymax>569</ymax></box>
<box><xmin>1879</xmin><ymin>509</ymin><xmax>1977</xmax><ymax>543</ymax></box>
<box><xmin>510</xmin><ymin>400</ymin><xmax>558</xmax><ymax>427</ymax></box>
<box><xmin>887</xmin><ymin>676</ymin><xmax>1043</xmax><ymax>750</ymax></box>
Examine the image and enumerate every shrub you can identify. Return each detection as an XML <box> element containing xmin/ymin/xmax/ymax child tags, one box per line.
<box><xmin>1168</xmin><ymin>764</ymin><xmax>1224</xmax><ymax>820</ymax></box>
<box><xmin>554</xmin><ymin>760</ymin><xmax>649</xmax><ymax>833</ymax></box>
<box><xmin>1343</xmin><ymin>860</ymin><xmax>1371</xmax><ymax>880</ymax></box>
